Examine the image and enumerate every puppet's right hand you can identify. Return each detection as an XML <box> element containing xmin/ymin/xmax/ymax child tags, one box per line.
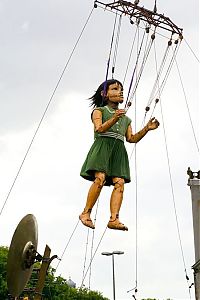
<box><xmin>114</xmin><ymin>109</ymin><xmax>126</xmax><ymax>119</ymax></box>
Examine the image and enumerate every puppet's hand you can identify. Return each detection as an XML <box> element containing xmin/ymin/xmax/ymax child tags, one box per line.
<box><xmin>114</xmin><ymin>109</ymin><xmax>126</xmax><ymax>119</ymax></box>
<box><xmin>147</xmin><ymin>117</ymin><xmax>160</xmax><ymax>130</ymax></box>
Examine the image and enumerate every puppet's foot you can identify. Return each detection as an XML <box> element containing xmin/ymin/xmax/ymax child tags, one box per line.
<box><xmin>107</xmin><ymin>215</ymin><xmax>128</xmax><ymax>231</ymax></box>
<box><xmin>79</xmin><ymin>210</ymin><xmax>95</xmax><ymax>229</ymax></box>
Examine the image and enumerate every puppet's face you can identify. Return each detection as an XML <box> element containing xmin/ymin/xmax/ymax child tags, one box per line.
<box><xmin>106</xmin><ymin>82</ymin><xmax>124</xmax><ymax>103</ymax></box>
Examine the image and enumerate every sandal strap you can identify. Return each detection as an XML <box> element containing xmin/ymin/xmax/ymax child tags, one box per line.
<box><xmin>107</xmin><ymin>218</ymin><xmax>128</xmax><ymax>231</ymax></box>
<box><xmin>82</xmin><ymin>208</ymin><xmax>92</xmax><ymax>214</ymax></box>
<box><xmin>79</xmin><ymin>213</ymin><xmax>95</xmax><ymax>229</ymax></box>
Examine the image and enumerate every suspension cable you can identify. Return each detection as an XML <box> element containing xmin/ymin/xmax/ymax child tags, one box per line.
<box><xmin>55</xmin><ymin>200</ymin><xmax>102</xmax><ymax>282</ymax></box>
<box><xmin>128</xmin><ymin>28</ymin><xmax>155</xmax><ymax>104</ymax></box>
<box><xmin>81</xmin><ymin>227</ymin><xmax>107</xmax><ymax>287</ymax></box>
<box><xmin>125</xmin><ymin>26</ymin><xmax>155</xmax><ymax>110</ymax></box>
<box><xmin>123</xmin><ymin>25</ymin><xmax>138</xmax><ymax>85</ymax></box>
<box><xmin>133</xmin><ymin>88</ymin><xmax>139</xmax><ymax>298</ymax></box>
<box><xmin>55</xmin><ymin>200</ymin><xmax>102</xmax><ymax>286</ymax></box>
<box><xmin>154</xmin><ymin>41</ymin><xmax>192</xmax><ymax>297</ymax></box>
<box><xmin>146</xmin><ymin>38</ymin><xmax>181</xmax><ymax>111</ymax></box>
<box><xmin>88</xmin><ymin>198</ymin><xmax>100</xmax><ymax>289</ymax></box>
<box><xmin>183</xmin><ymin>37</ymin><xmax>199</xmax><ymax>63</ymax></box>
<box><xmin>125</xmin><ymin>24</ymin><xmax>146</xmax><ymax>108</ymax></box>
<box><xmin>159</xmin><ymin>98</ymin><xmax>192</xmax><ymax>299</ymax></box>
<box><xmin>81</xmin><ymin>228</ymin><xmax>90</xmax><ymax>284</ymax></box>
<box><xmin>103</xmin><ymin>12</ymin><xmax>118</xmax><ymax>95</ymax></box>
<box><xmin>111</xmin><ymin>14</ymin><xmax>123</xmax><ymax>78</ymax></box>
<box><xmin>159</xmin><ymin>40</ymin><xmax>181</xmax><ymax>91</ymax></box>
<box><xmin>146</xmin><ymin>40</ymin><xmax>171</xmax><ymax>108</ymax></box>
<box><xmin>45</xmin><ymin>220</ymin><xmax>80</xmax><ymax>296</ymax></box>
<box><xmin>0</xmin><ymin>6</ymin><xmax>95</xmax><ymax>217</ymax></box>
<box><xmin>174</xmin><ymin>55</ymin><xmax>199</xmax><ymax>153</ymax></box>
<box><xmin>55</xmin><ymin>219</ymin><xmax>80</xmax><ymax>271</ymax></box>
<box><xmin>156</xmin><ymin>40</ymin><xmax>181</xmax><ymax>99</ymax></box>
<box><xmin>127</xmin><ymin>43</ymin><xmax>139</xmax><ymax>298</ymax></box>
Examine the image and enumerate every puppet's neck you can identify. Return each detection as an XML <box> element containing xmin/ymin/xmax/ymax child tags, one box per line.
<box><xmin>107</xmin><ymin>101</ymin><xmax>119</xmax><ymax>110</ymax></box>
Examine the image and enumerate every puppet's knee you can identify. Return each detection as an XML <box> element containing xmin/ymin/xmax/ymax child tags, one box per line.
<box><xmin>113</xmin><ymin>178</ymin><xmax>125</xmax><ymax>193</ymax></box>
<box><xmin>94</xmin><ymin>172</ymin><xmax>106</xmax><ymax>189</ymax></box>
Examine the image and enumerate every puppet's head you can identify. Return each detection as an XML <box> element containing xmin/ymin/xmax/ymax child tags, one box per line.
<box><xmin>89</xmin><ymin>79</ymin><xmax>123</xmax><ymax>108</ymax></box>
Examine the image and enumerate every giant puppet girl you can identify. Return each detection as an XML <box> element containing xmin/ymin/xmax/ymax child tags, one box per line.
<box><xmin>79</xmin><ymin>79</ymin><xmax>159</xmax><ymax>231</ymax></box>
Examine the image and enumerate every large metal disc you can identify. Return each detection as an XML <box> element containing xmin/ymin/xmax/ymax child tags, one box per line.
<box><xmin>7</xmin><ymin>214</ymin><xmax>38</xmax><ymax>297</ymax></box>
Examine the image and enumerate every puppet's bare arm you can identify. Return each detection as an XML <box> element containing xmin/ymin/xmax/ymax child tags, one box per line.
<box><xmin>126</xmin><ymin>117</ymin><xmax>159</xmax><ymax>143</ymax></box>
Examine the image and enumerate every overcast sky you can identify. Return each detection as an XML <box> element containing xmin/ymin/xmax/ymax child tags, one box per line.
<box><xmin>0</xmin><ymin>0</ymin><xmax>199</xmax><ymax>299</ymax></box>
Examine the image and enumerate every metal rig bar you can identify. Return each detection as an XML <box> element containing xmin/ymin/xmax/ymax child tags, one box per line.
<box><xmin>94</xmin><ymin>0</ymin><xmax>183</xmax><ymax>38</ymax></box>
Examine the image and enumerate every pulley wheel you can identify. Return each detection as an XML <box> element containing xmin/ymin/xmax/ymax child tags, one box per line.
<box><xmin>7</xmin><ymin>214</ymin><xmax>38</xmax><ymax>297</ymax></box>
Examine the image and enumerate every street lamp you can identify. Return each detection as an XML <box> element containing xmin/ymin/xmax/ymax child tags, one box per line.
<box><xmin>101</xmin><ymin>251</ymin><xmax>124</xmax><ymax>300</ymax></box>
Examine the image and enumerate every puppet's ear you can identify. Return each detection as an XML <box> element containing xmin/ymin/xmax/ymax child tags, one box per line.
<box><xmin>101</xmin><ymin>90</ymin><xmax>107</xmax><ymax>98</ymax></box>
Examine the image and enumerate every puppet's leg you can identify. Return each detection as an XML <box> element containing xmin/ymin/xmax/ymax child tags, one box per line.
<box><xmin>107</xmin><ymin>177</ymin><xmax>128</xmax><ymax>231</ymax></box>
<box><xmin>79</xmin><ymin>172</ymin><xmax>105</xmax><ymax>229</ymax></box>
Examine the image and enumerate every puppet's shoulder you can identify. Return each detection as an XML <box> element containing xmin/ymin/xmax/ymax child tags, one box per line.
<box><xmin>91</xmin><ymin>106</ymin><xmax>105</xmax><ymax>119</ymax></box>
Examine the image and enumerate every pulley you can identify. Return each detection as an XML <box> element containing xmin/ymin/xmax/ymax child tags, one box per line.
<box><xmin>7</xmin><ymin>214</ymin><xmax>58</xmax><ymax>299</ymax></box>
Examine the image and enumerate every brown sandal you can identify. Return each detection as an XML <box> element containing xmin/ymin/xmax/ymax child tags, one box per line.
<box><xmin>79</xmin><ymin>210</ymin><xmax>95</xmax><ymax>229</ymax></box>
<box><xmin>107</xmin><ymin>216</ymin><xmax>128</xmax><ymax>231</ymax></box>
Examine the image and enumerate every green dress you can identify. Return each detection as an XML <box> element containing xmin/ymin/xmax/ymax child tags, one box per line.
<box><xmin>80</xmin><ymin>105</ymin><xmax>132</xmax><ymax>186</ymax></box>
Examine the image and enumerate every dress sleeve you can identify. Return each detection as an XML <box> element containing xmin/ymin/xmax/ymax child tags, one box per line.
<box><xmin>126</xmin><ymin>116</ymin><xmax>132</xmax><ymax>128</ymax></box>
<box><xmin>91</xmin><ymin>107</ymin><xmax>103</xmax><ymax>119</ymax></box>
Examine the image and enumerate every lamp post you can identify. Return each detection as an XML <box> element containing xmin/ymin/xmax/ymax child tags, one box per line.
<box><xmin>101</xmin><ymin>251</ymin><xmax>124</xmax><ymax>300</ymax></box>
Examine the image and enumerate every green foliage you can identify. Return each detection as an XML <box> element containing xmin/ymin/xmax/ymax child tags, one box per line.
<box><xmin>23</xmin><ymin>268</ymin><xmax>109</xmax><ymax>299</ymax></box>
<box><xmin>0</xmin><ymin>246</ymin><xmax>108</xmax><ymax>300</ymax></box>
<box><xmin>0</xmin><ymin>246</ymin><xmax>8</xmax><ymax>299</ymax></box>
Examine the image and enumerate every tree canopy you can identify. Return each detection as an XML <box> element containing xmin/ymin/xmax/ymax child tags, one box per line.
<box><xmin>0</xmin><ymin>246</ymin><xmax>8</xmax><ymax>299</ymax></box>
<box><xmin>0</xmin><ymin>246</ymin><xmax>108</xmax><ymax>299</ymax></box>
<box><xmin>1</xmin><ymin>246</ymin><xmax>173</xmax><ymax>300</ymax></box>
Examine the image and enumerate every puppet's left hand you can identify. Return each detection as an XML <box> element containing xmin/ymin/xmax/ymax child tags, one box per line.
<box><xmin>147</xmin><ymin>117</ymin><xmax>160</xmax><ymax>130</ymax></box>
